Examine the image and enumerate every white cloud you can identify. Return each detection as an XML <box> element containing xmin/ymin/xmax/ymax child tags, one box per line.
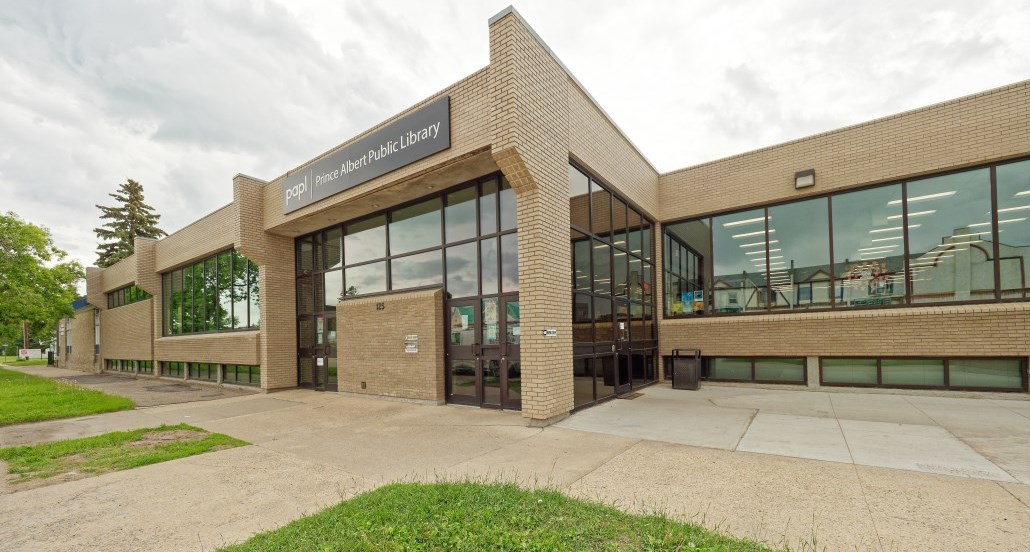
<box><xmin>1</xmin><ymin>0</ymin><xmax>1028</xmax><ymax>281</ymax></box>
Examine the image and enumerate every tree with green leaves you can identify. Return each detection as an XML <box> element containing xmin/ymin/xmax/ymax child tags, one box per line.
<box><xmin>0</xmin><ymin>212</ymin><xmax>84</xmax><ymax>351</ymax></box>
<box><xmin>94</xmin><ymin>179</ymin><xmax>166</xmax><ymax>268</ymax></box>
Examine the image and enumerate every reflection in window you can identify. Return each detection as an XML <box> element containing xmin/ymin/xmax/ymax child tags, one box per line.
<box><xmin>345</xmin><ymin>262</ymin><xmax>386</xmax><ymax>296</ymax></box>
<box><xmin>572</xmin><ymin>229</ymin><xmax>591</xmax><ymax>292</ymax></box>
<box><xmin>500</xmin><ymin>233</ymin><xmax>519</xmax><ymax>292</ymax></box>
<box><xmin>768</xmin><ymin>198</ymin><xmax>831</xmax><ymax>310</ymax></box>
<box><xmin>446</xmin><ymin>242</ymin><xmax>478</xmax><ymax>298</ymax></box>
<box><xmin>995</xmin><ymin>160</ymin><xmax>1030</xmax><ymax>299</ymax></box>
<box><xmin>499</xmin><ymin>178</ymin><xmax>517</xmax><ymax>231</ymax></box>
<box><xmin>480</xmin><ymin>178</ymin><xmax>498</xmax><ymax>235</ymax></box>
<box><xmin>712</xmin><ymin>209</ymin><xmax>768</xmax><ymax>313</ymax></box>
<box><xmin>831</xmin><ymin>184</ymin><xmax>907</xmax><ymax>307</ymax></box>
<box><xmin>162</xmin><ymin>249</ymin><xmax>258</xmax><ymax>335</ymax></box>
<box><xmin>593</xmin><ymin>240</ymin><xmax>611</xmax><ymax>295</ymax></box>
<box><xmin>481</xmin><ymin>237</ymin><xmax>498</xmax><ymax>295</ymax></box>
<box><xmin>391</xmin><ymin>250</ymin><xmax>443</xmax><ymax>289</ymax></box>
<box><xmin>345</xmin><ymin>216</ymin><xmax>386</xmax><ymax>265</ymax></box>
<box><xmin>905</xmin><ymin>169</ymin><xmax>994</xmax><ymax>303</ymax></box>
<box><xmin>663</xmin><ymin>219</ymin><xmax>709</xmax><ymax>316</ymax></box>
<box><xmin>445</xmin><ymin>187</ymin><xmax>477</xmax><ymax>243</ymax></box>
<box><xmin>389</xmin><ymin>198</ymin><xmax>441</xmax><ymax>255</ymax></box>
<box><xmin>323</xmin><ymin>270</ymin><xmax>343</xmax><ymax>310</ymax></box>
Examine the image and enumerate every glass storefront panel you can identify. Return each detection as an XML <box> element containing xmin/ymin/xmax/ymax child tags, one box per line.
<box><xmin>446</xmin><ymin>242</ymin><xmax>478</xmax><ymax>298</ymax></box>
<box><xmin>996</xmin><ymin>160</ymin><xmax>1030</xmax><ymax>299</ymax></box>
<box><xmin>480</xmin><ymin>237</ymin><xmax>498</xmax><ymax>295</ymax></box>
<box><xmin>710</xmin><ymin>357</ymin><xmax>752</xmax><ymax>380</ymax></box>
<box><xmin>590</xmin><ymin>183</ymin><xmax>611</xmax><ymax>238</ymax></box>
<box><xmin>450</xmin><ymin>359</ymin><xmax>476</xmax><ymax>400</ymax></box>
<box><xmin>767</xmin><ymin>198</ymin><xmax>831</xmax><ymax>311</ymax></box>
<box><xmin>390</xmin><ymin>250</ymin><xmax>443</xmax><ymax>290</ymax></box>
<box><xmin>345</xmin><ymin>262</ymin><xmax>387</xmax><ymax>296</ymax></box>
<box><xmin>593</xmin><ymin>240</ymin><xmax>611</xmax><ymax>295</ymax></box>
<box><xmin>595</xmin><ymin>356</ymin><xmax>616</xmax><ymax>399</ymax></box>
<box><xmin>821</xmin><ymin>358</ymin><xmax>878</xmax><ymax>385</ymax></box>
<box><xmin>501</xmin><ymin>233</ymin><xmax>519</xmax><ymax>292</ymax></box>
<box><xmin>449</xmin><ymin>305</ymin><xmax>475</xmax><ymax>346</ymax></box>
<box><xmin>506</xmin><ymin>360</ymin><xmax>521</xmax><ymax>402</ymax></box>
<box><xmin>232</xmin><ymin>250</ymin><xmax>248</xmax><ymax>328</ymax></box>
<box><xmin>906</xmin><ymin>169</ymin><xmax>994</xmax><ymax>303</ymax></box>
<box><xmin>593</xmin><ymin>296</ymin><xmax>613</xmax><ymax>342</ymax></box>
<box><xmin>573</xmin><ymin>357</ymin><xmax>594</xmax><ymax>407</ymax></box>
<box><xmin>323</xmin><ymin>270</ymin><xmax>343</xmax><ymax>310</ymax></box>
<box><xmin>573</xmin><ymin>294</ymin><xmax>593</xmax><ymax>343</ymax></box>
<box><xmin>754</xmin><ymin>358</ymin><xmax>805</xmax><ymax>382</ymax></box>
<box><xmin>389</xmin><ymin>198</ymin><xmax>441</xmax><ymax>255</ymax></box>
<box><xmin>949</xmin><ymin>359</ymin><xmax>1023</xmax><ymax>389</ymax></box>
<box><xmin>712</xmin><ymin>209</ymin><xmax>768</xmax><ymax>313</ymax></box>
<box><xmin>482</xmin><ymin>297</ymin><xmax>500</xmax><ymax>346</ymax></box>
<box><xmin>297</xmin><ymin>276</ymin><xmax>314</xmax><ymax>314</ymax></box>
<box><xmin>499</xmin><ymin>178</ymin><xmax>517</xmax><ymax>231</ymax></box>
<box><xmin>247</xmin><ymin>260</ymin><xmax>260</xmax><ymax>328</ymax></box>
<box><xmin>832</xmin><ymin>184</ymin><xmax>908</xmax><ymax>307</ymax></box>
<box><xmin>324</xmin><ymin>227</ymin><xmax>343</xmax><ymax>270</ymax></box>
<box><xmin>345</xmin><ymin>215</ymin><xmax>386</xmax><ymax>265</ymax></box>
<box><xmin>445</xmin><ymin>186</ymin><xmax>477</xmax><ymax>243</ymax></box>
<box><xmin>881</xmin><ymin>359</ymin><xmax>945</xmax><ymax>386</ymax></box>
<box><xmin>480</xmin><ymin>178</ymin><xmax>498</xmax><ymax>234</ymax></box>
<box><xmin>572</xmin><ymin>230</ymin><xmax>591</xmax><ymax>292</ymax></box>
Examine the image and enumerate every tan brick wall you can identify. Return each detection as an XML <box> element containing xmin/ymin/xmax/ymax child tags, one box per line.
<box><xmin>153</xmin><ymin>204</ymin><xmax>235</xmax><ymax>272</ymax></box>
<box><xmin>660</xmin><ymin>302</ymin><xmax>1030</xmax><ymax>358</ymax></box>
<box><xmin>488</xmin><ymin>11</ymin><xmax>575</xmax><ymax>423</ymax></box>
<box><xmin>337</xmin><ymin>289</ymin><xmax>445</xmax><ymax>402</ymax></box>
<box><xmin>100</xmin><ymin>300</ymin><xmax>153</xmax><ymax>362</ymax></box>
<box><xmin>62</xmin><ymin>307</ymin><xmax>99</xmax><ymax>372</ymax></box>
<box><xmin>659</xmin><ymin>81</ymin><xmax>1030</xmax><ymax>221</ymax></box>
<box><xmin>569</xmin><ymin>81</ymin><xmax>659</xmax><ymax>218</ymax></box>
<box><xmin>153</xmin><ymin>332</ymin><xmax>261</xmax><ymax>366</ymax></box>
<box><xmin>234</xmin><ymin>174</ymin><xmax>295</xmax><ymax>390</ymax></box>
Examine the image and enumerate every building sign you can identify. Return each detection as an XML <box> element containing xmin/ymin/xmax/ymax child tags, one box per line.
<box><xmin>404</xmin><ymin>334</ymin><xmax>419</xmax><ymax>354</ymax></box>
<box><xmin>282</xmin><ymin>96</ymin><xmax>451</xmax><ymax>213</ymax></box>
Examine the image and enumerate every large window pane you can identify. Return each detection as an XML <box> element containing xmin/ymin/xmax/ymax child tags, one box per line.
<box><xmin>391</xmin><ymin>250</ymin><xmax>443</xmax><ymax>290</ymax></box>
<box><xmin>324</xmin><ymin>270</ymin><xmax>343</xmax><ymax>310</ymax></box>
<box><xmin>613</xmin><ymin>247</ymin><xmax>628</xmax><ymax>297</ymax></box>
<box><xmin>345</xmin><ymin>215</ymin><xmax>386</xmax><ymax>265</ymax></box>
<box><xmin>480</xmin><ymin>237</ymin><xmax>498</xmax><ymax>295</ymax></box>
<box><xmin>612</xmin><ymin>196</ymin><xmax>628</xmax><ymax>251</ymax></box>
<box><xmin>996</xmin><ymin>160</ymin><xmax>1030</xmax><ymax>299</ymax></box>
<box><xmin>162</xmin><ymin>274</ymin><xmax>172</xmax><ymax>336</ymax></box>
<box><xmin>754</xmin><ymin>358</ymin><xmax>805</xmax><ymax>382</ymax></box>
<box><xmin>573</xmin><ymin>293</ymin><xmax>593</xmax><ymax>343</ymax></box>
<box><xmin>446</xmin><ymin>242</ymin><xmax>478</xmax><ymax>298</ymax></box>
<box><xmin>170</xmin><ymin>270</ymin><xmax>182</xmax><ymax>335</ymax></box>
<box><xmin>821</xmin><ymin>358</ymin><xmax>878</xmax><ymax>385</ymax></box>
<box><xmin>593</xmin><ymin>240</ymin><xmax>611</xmax><ymax>295</ymax></box>
<box><xmin>247</xmin><ymin>260</ymin><xmax>260</xmax><ymax>328</ymax></box>
<box><xmin>480</xmin><ymin>178</ymin><xmax>498</xmax><ymax>234</ymax></box>
<box><xmin>881</xmin><ymin>359</ymin><xmax>944</xmax><ymax>386</ymax></box>
<box><xmin>907</xmin><ymin>169</ymin><xmax>994</xmax><ymax>303</ymax></box>
<box><xmin>445</xmin><ymin>186</ymin><xmax>477</xmax><ymax>243</ymax></box>
<box><xmin>324</xmin><ymin>227</ymin><xmax>343</xmax><ymax>270</ymax></box>
<box><xmin>663</xmin><ymin>219</ymin><xmax>710</xmax><ymax>316</ymax></box>
<box><xmin>569</xmin><ymin>165</ymin><xmax>590</xmax><ymax>231</ymax></box>
<box><xmin>768</xmin><ymin>198</ymin><xmax>831</xmax><ymax>310</ymax></box>
<box><xmin>710</xmin><ymin>358</ymin><xmax>751</xmax><ymax>380</ymax></box>
<box><xmin>499</xmin><ymin>177</ymin><xmax>517</xmax><ymax>231</ymax></box>
<box><xmin>596</xmin><ymin>356</ymin><xmax>616</xmax><ymax>399</ymax></box>
<box><xmin>593</xmin><ymin>296</ymin><xmax>613</xmax><ymax>342</ymax></box>
<box><xmin>573</xmin><ymin>357</ymin><xmax>594</xmax><ymax>407</ymax></box>
<box><xmin>590</xmin><ymin>182</ymin><xmax>611</xmax><ymax>238</ymax></box>
<box><xmin>345</xmin><ymin>261</ymin><xmax>387</xmax><ymax>296</ymax></box>
<box><xmin>500</xmin><ymin>233</ymin><xmax>519</xmax><ymax>292</ymax></box>
<box><xmin>205</xmin><ymin>258</ymin><xmax>217</xmax><ymax>331</ymax></box>
<box><xmin>831</xmin><ymin>184</ymin><xmax>907</xmax><ymax>307</ymax></box>
<box><xmin>389</xmin><ymin>198</ymin><xmax>441</xmax><ymax>255</ymax></box>
<box><xmin>232</xmin><ymin>250</ymin><xmax>248</xmax><ymax>328</ymax></box>
<box><xmin>949</xmin><ymin>359</ymin><xmax>1023</xmax><ymax>389</ymax></box>
<box><xmin>297</xmin><ymin>277</ymin><xmax>314</xmax><ymax>315</ymax></box>
<box><xmin>712</xmin><ymin>209</ymin><xmax>767</xmax><ymax>313</ymax></box>
<box><xmin>192</xmin><ymin>263</ymin><xmax>204</xmax><ymax>332</ymax></box>
<box><xmin>182</xmin><ymin>267</ymin><xmax>193</xmax><ymax>333</ymax></box>
<box><xmin>297</xmin><ymin>238</ymin><xmax>313</xmax><ymax>275</ymax></box>
<box><xmin>572</xmin><ymin>229</ymin><xmax>591</xmax><ymax>292</ymax></box>
<box><xmin>217</xmin><ymin>252</ymin><xmax>232</xmax><ymax>329</ymax></box>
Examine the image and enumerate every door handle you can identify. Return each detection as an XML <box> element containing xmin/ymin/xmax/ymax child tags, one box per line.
<box><xmin>473</xmin><ymin>343</ymin><xmax>482</xmax><ymax>357</ymax></box>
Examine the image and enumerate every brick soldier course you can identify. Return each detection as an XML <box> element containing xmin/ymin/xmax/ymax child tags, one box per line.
<box><xmin>58</xmin><ymin>7</ymin><xmax>1029</xmax><ymax>424</ymax></box>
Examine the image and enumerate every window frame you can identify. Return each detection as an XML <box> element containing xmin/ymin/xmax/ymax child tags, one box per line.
<box><xmin>819</xmin><ymin>356</ymin><xmax>1028</xmax><ymax>392</ymax></box>
<box><xmin>160</xmin><ymin>248</ymin><xmax>259</xmax><ymax>336</ymax></box>
<box><xmin>661</xmin><ymin>155</ymin><xmax>1030</xmax><ymax>318</ymax></box>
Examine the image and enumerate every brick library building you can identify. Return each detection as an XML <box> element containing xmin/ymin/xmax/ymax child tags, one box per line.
<box><xmin>57</xmin><ymin>8</ymin><xmax>1029</xmax><ymax>425</ymax></box>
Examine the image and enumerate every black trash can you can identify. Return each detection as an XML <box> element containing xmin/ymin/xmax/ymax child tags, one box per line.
<box><xmin>47</xmin><ymin>351</ymin><xmax>55</xmax><ymax>366</ymax></box>
<box><xmin>670</xmin><ymin>349</ymin><xmax>701</xmax><ymax>390</ymax></box>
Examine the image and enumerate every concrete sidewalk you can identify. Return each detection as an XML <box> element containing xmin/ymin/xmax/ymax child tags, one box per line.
<box><xmin>558</xmin><ymin>385</ymin><xmax>1030</xmax><ymax>484</ymax></box>
<box><xmin>0</xmin><ymin>387</ymin><xmax>1027</xmax><ymax>551</ymax></box>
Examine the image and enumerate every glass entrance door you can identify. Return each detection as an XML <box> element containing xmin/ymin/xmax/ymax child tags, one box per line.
<box><xmin>614</xmin><ymin>299</ymin><xmax>632</xmax><ymax>394</ymax></box>
<box><xmin>446</xmin><ymin>296</ymin><xmax>520</xmax><ymax>409</ymax></box>
<box><xmin>308</xmin><ymin>314</ymin><xmax>337</xmax><ymax>391</ymax></box>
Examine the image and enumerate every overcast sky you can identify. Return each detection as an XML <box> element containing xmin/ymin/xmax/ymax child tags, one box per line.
<box><xmin>2</xmin><ymin>0</ymin><xmax>1029</xmax><ymax>277</ymax></box>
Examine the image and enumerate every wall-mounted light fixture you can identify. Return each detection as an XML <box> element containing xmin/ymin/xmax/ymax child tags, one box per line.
<box><xmin>795</xmin><ymin>169</ymin><xmax>815</xmax><ymax>189</ymax></box>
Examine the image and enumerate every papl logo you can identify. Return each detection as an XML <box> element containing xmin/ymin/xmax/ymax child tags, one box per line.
<box><xmin>285</xmin><ymin>175</ymin><xmax>308</xmax><ymax>206</ymax></box>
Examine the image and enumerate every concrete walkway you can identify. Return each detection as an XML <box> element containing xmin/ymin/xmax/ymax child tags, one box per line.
<box><xmin>559</xmin><ymin>385</ymin><xmax>1030</xmax><ymax>484</ymax></box>
<box><xmin>0</xmin><ymin>385</ymin><xmax>1027</xmax><ymax>551</ymax></box>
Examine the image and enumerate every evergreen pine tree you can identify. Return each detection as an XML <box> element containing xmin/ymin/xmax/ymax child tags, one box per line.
<box><xmin>94</xmin><ymin>179</ymin><xmax>166</xmax><ymax>267</ymax></box>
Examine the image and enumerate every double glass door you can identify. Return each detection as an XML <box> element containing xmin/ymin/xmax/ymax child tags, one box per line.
<box><xmin>299</xmin><ymin>314</ymin><xmax>337</xmax><ymax>391</ymax></box>
<box><xmin>447</xmin><ymin>295</ymin><xmax>520</xmax><ymax>409</ymax></box>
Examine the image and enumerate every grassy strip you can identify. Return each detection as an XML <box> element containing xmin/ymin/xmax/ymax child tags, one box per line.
<box><xmin>221</xmin><ymin>482</ymin><xmax>777</xmax><ymax>551</ymax></box>
<box><xmin>0</xmin><ymin>358</ymin><xmax>49</xmax><ymax>366</ymax></box>
<box><xmin>0</xmin><ymin>424</ymin><xmax>248</xmax><ymax>483</ymax></box>
<box><xmin>0</xmin><ymin>367</ymin><xmax>134</xmax><ymax>426</ymax></box>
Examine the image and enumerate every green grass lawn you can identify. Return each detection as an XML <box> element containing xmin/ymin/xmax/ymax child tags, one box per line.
<box><xmin>220</xmin><ymin>482</ymin><xmax>778</xmax><ymax>552</ymax></box>
<box><xmin>0</xmin><ymin>357</ymin><xmax>49</xmax><ymax>366</ymax></box>
<box><xmin>0</xmin><ymin>424</ymin><xmax>247</xmax><ymax>484</ymax></box>
<box><xmin>0</xmin><ymin>367</ymin><xmax>134</xmax><ymax>426</ymax></box>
